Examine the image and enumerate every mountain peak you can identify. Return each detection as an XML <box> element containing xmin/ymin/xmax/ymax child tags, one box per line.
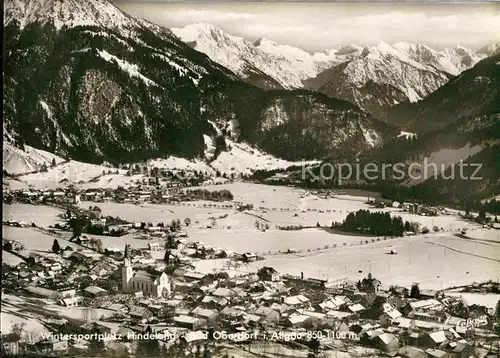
<box><xmin>189</xmin><ymin>22</ymin><xmax>225</xmax><ymax>35</ymax></box>
<box><xmin>375</xmin><ymin>41</ymin><xmax>394</xmax><ymax>51</ymax></box>
<box><xmin>253</xmin><ymin>37</ymin><xmax>265</xmax><ymax>46</ymax></box>
<box><xmin>172</xmin><ymin>23</ymin><xmax>240</xmax><ymax>44</ymax></box>
<box><xmin>172</xmin><ymin>24</ymin><xmax>344</xmax><ymax>89</ymax></box>
<box><xmin>254</xmin><ymin>37</ymin><xmax>279</xmax><ymax>47</ymax></box>
<box><xmin>5</xmin><ymin>0</ymin><xmax>134</xmax><ymax>31</ymax></box>
<box><xmin>335</xmin><ymin>44</ymin><xmax>363</xmax><ymax>56</ymax></box>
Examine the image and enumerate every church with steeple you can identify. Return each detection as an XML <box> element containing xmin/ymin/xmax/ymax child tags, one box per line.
<box><xmin>121</xmin><ymin>244</ymin><xmax>171</xmax><ymax>298</ymax></box>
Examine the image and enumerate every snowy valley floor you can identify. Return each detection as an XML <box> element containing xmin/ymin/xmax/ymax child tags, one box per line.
<box><xmin>4</xmin><ymin>182</ymin><xmax>500</xmax><ymax>293</ymax></box>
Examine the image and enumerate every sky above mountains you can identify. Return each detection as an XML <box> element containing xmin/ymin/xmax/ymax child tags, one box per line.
<box><xmin>113</xmin><ymin>1</ymin><xmax>499</xmax><ymax>52</ymax></box>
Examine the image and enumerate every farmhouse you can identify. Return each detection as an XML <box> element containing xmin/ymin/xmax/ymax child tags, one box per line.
<box><xmin>253</xmin><ymin>306</ymin><xmax>280</xmax><ymax>323</ymax></box>
<box><xmin>173</xmin><ymin>315</ymin><xmax>205</xmax><ymax>330</ymax></box>
<box><xmin>34</xmin><ymin>339</ymin><xmax>68</xmax><ymax>354</ymax></box>
<box><xmin>59</xmin><ymin>297</ymin><xmax>79</xmax><ymax>307</ymax></box>
<box><xmin>129</xmin><ymin>306</ymin><xmax>154</xmax><ymax>322</ymax></box>
<box><xmin>420</xmin><ymin>331</ymin><xmax>447</xmax><ymax>348</ymax></box>
<box><xmin>379</xmin><ymin>303</ymin><xmax>402</xmax><ymax>326</ymax></box>
<box><xmin>84</xmin><ymin>286</ymin><xmax>108</xmax><ymax>298</ymax></box>
<box><xmin>258</xmin><ymin>267</ymin><xmax>281</xmax><ymax>282</ymax></box>
<box><xmin>242</xmin><ymin>252</ymin><xmax>257</xmax><ymax>262</ymax></box>
<box><xmin>405</xmin><ymin>299</ymin><xmax>443</xmax><ymax>314</ymax></box>
<box><xmin>371</xmin><ymin>333</ymin><xmax>399</xmax><ymax>354</ymax></box>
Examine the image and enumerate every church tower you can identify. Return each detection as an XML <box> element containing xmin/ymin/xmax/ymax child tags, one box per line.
<box><xmin>122</xmin><ymin>244</ymin><xmax>133</xmax><ymax>292</ymax></box>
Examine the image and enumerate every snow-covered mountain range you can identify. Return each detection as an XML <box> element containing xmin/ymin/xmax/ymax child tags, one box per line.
<box><xmin>479</xmin><ymin>43</ymin><xmax>500</xmax><ymax>57</ymax></box>
<box><xmin>392</xmin><ymin>42</ymin><xmax>485</xmax><ymax>76</ymax></box>
<box><xmin>172</xmin><ymin>23</ymin><xmax>489</xmax><ymax>119</ymax></box>
<box><xmin>4</xmin><ymin>0</ymin><xmax>393</xmax><ymax>166</ymax></box>
<box><xmin>171</xmin><ymin>23</ymin><xmax>362</xmax><ymax>89</ymax></box>
<box><xmin>4</xmin><ymin>0</ymin><xmax>499</xmax><ymax>202</ymax></box>
<box><xmin>388</xmin><ymin>54</ymin><xmax>500</xmax><ymax>133</ymax></box>
<box><xmin>4</xmin><ymin>0</ymin><xmax>167</xmax><ymax>34</ymax></box>
<box><xmin>305</xmin><ymin>42</ymin><xmax>487</xmax><ymax>118</ymax></box>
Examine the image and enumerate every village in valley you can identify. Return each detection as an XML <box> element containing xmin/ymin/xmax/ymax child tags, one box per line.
<box><xmin>2</xmin><ymin>168</ymin><xmax>500</xmax><ymax>358</ymax></box>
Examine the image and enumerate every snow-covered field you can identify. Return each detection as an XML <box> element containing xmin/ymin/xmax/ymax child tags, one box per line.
<box><xmin>188</xmin><ymin>228</ymin><xmax>369</xmax><ymax>254</ymax></box>
<box><xmin>2</xmin><ymin>227</ymin><xmax>82</xmax><ymax>255</ymax></box>
<box><xmin>3</xmin><ymin>143</ymin><xmax>65</xmax><ymax>175</ymax></box>
<box><xmin>10</xmin><ymin>160</ymin><xmax>128</xmax><ymax>189</ymax></box>
<box><xmin>77</xmin><ymin>201</ymin><xmax>229</xmax><ymax>226</ymax></box>
<box><xmin>443</xmin><ymin>292</ymin><xmax>500</xmax><ymax>310</ymax></box>
<box><xmin>4</xmin><ymin>142</ymin><xmax>318</xmax><ymax>190</ymax></box>
<box><xmin>185</xmin><ymin>183</ymin><xmax>473</xmax><ymax>231</ymax></box>
<box><xmin>462</xmin><ymin>229</ymin><xmax>500</xmax><ymax>243</ymax></box>
<box><xmin>75</xmin><ymin>231</ymin><xmax>161</xmax><ymax>254</ymax></box>
<box><xmin>1</xmin><ymin>293</ymin><xmax>117</xmax><ymax>340</ymax></box>
<box><xmin>5</xmin><ymin>183</ymin><xmax>497</xmax><ymax>291</ymax></box>
<box><xmin>209</xmin><ymin>141</ymin><xmax>319</xmax><ymax>176</ymax></box>
<box><xmin>3</xmin><ymin>203</ymin><xmax>65</xmax><ymax>227</ymax></box>
<box><xmin>1</xmin><ymin>312</ymin><xmax>50</xmax><ymax>338</ymax></box>
<box><xmin>2</xmin><ymin>250</ymin><xmax>24</xmax><ymax>266</ymax></box>
<box><xmin>194</xmin><ymin>232</ymin><xmax>500</xmax><ymax>290</ymax></box>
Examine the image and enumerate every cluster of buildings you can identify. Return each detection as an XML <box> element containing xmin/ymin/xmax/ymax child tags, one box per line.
<box><xmin>4</xmin><ymin>186</ymin><xmax>178</xmax><ymax>206</ymax></box>
<box><xmin>2</xmin><ymin>181</ymin><xmax>499</xmax><ymax>357</ymax></box>
<box><xmin>5</xmin><ymin>181</ymin><xmax>234</xmax><ymax>208</ymax></box>
<box><xmin>404</xmin><ymin>203</ymin><xmax>441</xmax><ymax>217</ymax></box>
<box><xmin>3</xmin><ymin>243</ymin><xmax>499</xmax><ymax>357</ymax></box>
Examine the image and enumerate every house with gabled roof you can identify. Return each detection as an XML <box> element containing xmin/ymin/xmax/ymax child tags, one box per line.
<box><xmin>370</xmin><ymin>333</ymin><xmax>399</xmax><ymax>354</ymax></box>
<box><xmin>379</xmin><ymin>302</ymin><xmax>402</xmax><ymax>326</ymax></box>
<box><xmin>220</xmin><ymin>307</ymin><xmax>244</xmax><ymax>322</ymax></box>
<box><xmin>348</xmin><ymin>303</ymin><xmax>365</xmax><ymax>313</ymax></box>
<box><xmin>173</xmin><ymin>315</ymin><xmax>205</xmax><ymax>330</ymax></box>
<box><xmin>283</xmin><ymin>295</ymin><xmax>310</xmax><ymax>308</ymax></box>
<box><xmin>190</xmin><ymin>307</ymin><xmax>219</xmax><ymax>321</ymax></box>
<box><xmin>420</xmin><ymin>330</ymin><xmax>447</xmax><ymax>348</ymax></box>
<box><xmin>257</xmin><ymin>267</ymin><xmax>281</xmax><ymax>282</ymax></box>
<box><xmin>285</xmin><ymin>314</ymin><xmax>311</xmax><ymax>328</ymax></box>
<box><xmin>212</xmin><ymin>287</ymin><xmax>235</xmax><ymax>298</ymax></box>
<box><xmin>129</xmin><ymin>306</ymin><xmax>154</xmax><ymax>322</ymax></box>
<box><xmin>253</xmin><ymin>306</ymin><xmax>280</xmax><ymax>324</ymax></box>
<box><xmin>425</xmin><ymin>349</ymin><xmax>449</xmax><ymax>358</ymax></box>
<box><xmin>398</xmin><ymin>345</ymin><xmax>427</xmax><ymax>358</ymax></box>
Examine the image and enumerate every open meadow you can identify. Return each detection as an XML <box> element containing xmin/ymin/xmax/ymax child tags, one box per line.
<box><xmin>442</xmin><ymin>292</ymin><xmax>500</xmax><ymax>310</ymax></box>
<box><xmin>3</xmin><ymin>203</ymin><xmax>65</xmax><ymax>227</ymax></box>
<box><xmin>77</xmin><ymin>201</ymin><xmax>230</xmax><ymax>227</ymax></box>
<box><xmin>1</xmin><ymin>293</ymin><xmax>118</xmax><ymax>341</ymax></box>
<box><xmin>194</xmin><ymin>232</ymin><xmax>500</xmax><ymax>290</ymax></box>
<box><xmin>2</xmin><ymin>227</ymin><xmax>85</xmax><ymax>257</ymax></box>
<box><xmin>5</xmin><ymin>183</ymin><xmax>499</xmax><ymax>291</ymax></box>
